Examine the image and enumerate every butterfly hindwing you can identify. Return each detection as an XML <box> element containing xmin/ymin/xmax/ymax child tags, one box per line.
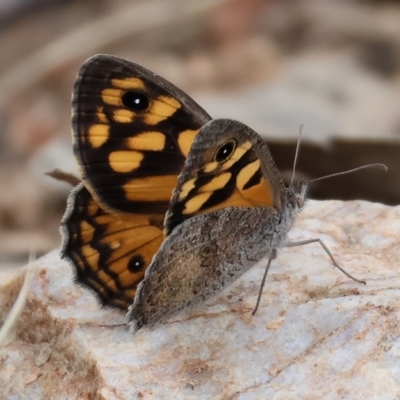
<box><xmin>61</xmin><ymin>184</ymin><xmax>165</xmax><ymax>310</ymax></box>
<box><xmin>62</xmin><ymin>55</ymin><xmax>211</xmax><ymax>310</ymax></box>
<box><xmin>130</xmin><ymin>207</ymin><xmax>282</xmax><ymax>330</ymax></box>
<box><xmin>72</xmin><ymin>54</ymin><xmax>211</xmax><ymax>214</ymax></box>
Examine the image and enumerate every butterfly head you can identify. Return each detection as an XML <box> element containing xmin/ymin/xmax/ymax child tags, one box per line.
<box><xmin>286</xmin><ymin>178</ymin><xmax>309</xmax><ymax>214</ymax></box>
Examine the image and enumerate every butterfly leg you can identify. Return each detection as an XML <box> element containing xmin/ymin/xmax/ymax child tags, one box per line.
<box><xmin>252</xmin><ymin>238</ymin><xmax>366</xmax><ymax>316</ymax></box>
<box><xmin>286</xmin><ymin>239</ymin><xmax>366</xmax><ymax>284</ymax></box>
<box><xmin>252</xmin><ymin>249</ymin><xmax>276</xmax><ymax>316</ymax></box>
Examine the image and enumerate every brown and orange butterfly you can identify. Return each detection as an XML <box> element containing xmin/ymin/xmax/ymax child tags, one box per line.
<box><xmin>61</xmin><ymin>54</ymin><xmax>211</xmax><ymax>310</ymax></box>
<box><xmin>62</xmin><ymin>55</ymin><xmax>375</xmax><ymax>331</ymax></box>
<box><xmin>61</xmin><ymin>54</ymin><xmax>300</xmax><ymax>326</ymax></box>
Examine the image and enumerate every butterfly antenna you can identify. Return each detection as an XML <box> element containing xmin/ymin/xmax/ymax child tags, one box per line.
<box><xmin>290</xmin><ymin>124</ymin><xmax>304</xmax><ymax>186</ymax></box>
<box><xmin>310</xmin><ymin>163</ymin><xmax>388</xmax><ymax>183</ymax></box>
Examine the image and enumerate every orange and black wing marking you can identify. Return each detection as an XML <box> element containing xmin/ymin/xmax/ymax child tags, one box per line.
<box><xmin>61</xmin><ymin>184</ymin><xmax>164</xmax><ymax>310</ymax></box>
<box><xmin>164</xmin><ymin>119</ymin><xmax>285</xmax><ymax>235</ymax></box>
<box><xmin>61</xmin><ymin>55</ymin><xmax>211</xmax><ymax>310</ymax></box>
<box><xmin>72</xmin><ymin>54</ymin><xmax>211</xmax><ymax>215</ymax></box>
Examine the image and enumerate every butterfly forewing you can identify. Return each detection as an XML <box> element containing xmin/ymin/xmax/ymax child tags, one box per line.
<box><xmin>164</xmin><ymin>119</ymin><xmax>285</xmax><ymax>235</ymax></box>
<box><xmin>72</xmin><ymin>54</ymin><xmax>211</xmax><ymax>214</ymax></box>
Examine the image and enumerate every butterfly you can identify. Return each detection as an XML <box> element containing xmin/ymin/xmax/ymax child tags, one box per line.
<box><xmin>127</xmin><ymin>118</ymin><xmax>308</xmax><ymax>331</ymax></box>
<box><xmin>127</xmin><ymin>117</ymin><xmax>387</xmax><ymax>331</ymax></box>
<box><xmin>62</xmin><ymin>54</ymin><xmax>379</xmax><ymax>331</ymax></box>
<box><xmin>61</xmin><ymin>54</ymin><xmax>211</xmax><ymax>310</ymax></box>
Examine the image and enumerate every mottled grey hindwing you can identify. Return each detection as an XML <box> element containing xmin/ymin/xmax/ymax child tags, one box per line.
<box><xmin>128</xmin><ymin>206</ymin><xmax>287</xmax><ymax>331</ymax></box>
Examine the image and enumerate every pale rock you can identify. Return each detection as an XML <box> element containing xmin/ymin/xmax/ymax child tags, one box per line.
<box><xmin>0</xmin><ymin>200</ymin><xmax>400</xmax><ymax>399</ymax></box>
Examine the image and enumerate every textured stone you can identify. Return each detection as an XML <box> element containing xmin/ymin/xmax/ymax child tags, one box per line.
<box><xmin>1</xmin><ymin>200</ymin><xmax>400</xmax><ymax>399</ymax></box>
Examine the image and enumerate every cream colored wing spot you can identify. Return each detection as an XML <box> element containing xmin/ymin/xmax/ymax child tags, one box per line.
<box><xmin>109</xmin><ymin>241</ymin><xmax>121</xmax><ymax>250</ymax></box>
<box><xmin>108</xmin><ymin>150</ymin><xmax>144</xmax><ymax>173</ymax></box>
<box><xmin>198</xmin><ymin>172</ymin><xmax>231</xmax><ymax>193</ymax></box>
<box><xmin>127</xmin><ymin>132</ymin><xmax>166</xmax><ymax>151</ymax></box>
<box><xmin>89</xmin><ymin>124</ymin><xmax>110</xmax><ymax>148</ymax></box>
<box><xmin>237</xmin><ymin>159</ymin><xmax>260</xmax><ymax>190</ymax></box>
<box><xmin>124</xmin><ymin>175</ymin><xmax>178</xmax><ymax>202</ymax></box>
<box><xmin>145</xmin><ymin>96</ymin><xmax>181</xmax><ymax>125</ymax></box>
<box><xmin>101</xmin><ymin>88</ymin><xmax>123</xmax><ymax>106</ymax></box>
<box><xmin>183</xmin><ymin>192</ymin><xmax>212</xmax><ymax>215</ymax></box>
<box><xmin>111</xmin><ymin>77</ymin><xmax>145</xmax><ymax>90</ymax></box>
<box><xmin>178</xmin><ymin>129</ymin><xmax>199</xmax><ymax>156</ymax></box>
<box><xmin>113</xmin><ymin>109</ymin><xmax>135</xmax><ymax>123</ymax></box>
<box><xmin>96</xmin><ymin>107</ymin><xmax>108</xmax><ymax>123</ymax></box>
<box><xmin>179</xmin><ymin>178</ymin><xmax>196</xmax><ymax>200</ymax></box>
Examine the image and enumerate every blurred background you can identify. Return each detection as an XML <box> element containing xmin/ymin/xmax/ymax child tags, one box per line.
<box><xmin>0</xmin><ymin>0</ymin><xmax>399</xmax><ymax>271</ymax></box>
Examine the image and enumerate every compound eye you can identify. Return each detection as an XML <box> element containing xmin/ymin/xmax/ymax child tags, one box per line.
<box><xmin>215</xmin><ymin>140</ymin><xmax>236</xmax><ymax>162</ymax></box>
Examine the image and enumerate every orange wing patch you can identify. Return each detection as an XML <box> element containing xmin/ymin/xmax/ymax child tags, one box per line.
<box><xmin>127</xmin><ymin>132</ymin><xmax>166</xmax><ymax>151</ymax></box>
<box><xmin>96</xmin><ymin>107</ymin><xmax>108</xmax><ymax>123</ymax></box>
<box><xmin>123</xmin><ymin>175</ymin><xmax>178</xmax><ymax>203</ymax></box>
<box><xmin>145</xmin><ymin>96</ymin><xmax>181</xmax><ymax>125</ymax></box>
<box><xmin>108</xmin><ymin>150</ymin><xmax>144</xmax><ymax>173</ymax></box>
<box><xmin>62</xmin><ymin>185</ymin><xmax>164</xmax><ymax>310</ymax></box>
<box><xmin>178</xmin><ymin>129</ymin><xmax>199</xmax><ymax>156</ymax></box>
<box><xmin>237</xmin><ymin>160</ymin><xmax>274</xmax><ymax>207</ymax></box>
<box><xmin>113</xmin><ymin>109</ymin><xmax>135</xmax><ymax>123</ymax></box>
<box><xmin>111</xmin><ymin>77</ymin><xmax>145</xmax><ymax>90</ymax></box>
<box><xmin>88</xmin><ymin>124</ymin><xmax>110</xmax><ymax>148</ymax></box>
<box><xmin>101</xmin><ymin>88</ymin><xmax>123</xmax><ymax>106</ymax></box>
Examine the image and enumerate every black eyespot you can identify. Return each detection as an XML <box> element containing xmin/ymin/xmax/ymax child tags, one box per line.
<box><xmin>215</xmin><ymin>140</ymin><xmax>236</xmax><ymax>162</ymax></box>
<box><xmin>121</xmin><ymin>91</ymin><xmax>149</xmax><ymax>111</ymax></box>
<box><xmin>127</xmin><ymin>255</ymin><xmax>145</xmax><ymax>273</ymax></box>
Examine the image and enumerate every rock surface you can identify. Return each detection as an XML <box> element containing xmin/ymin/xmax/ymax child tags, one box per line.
<box><xmin>1</xmin><ymin>200</ymin><xmax>400</xmax><ymax>399</ymax></box>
